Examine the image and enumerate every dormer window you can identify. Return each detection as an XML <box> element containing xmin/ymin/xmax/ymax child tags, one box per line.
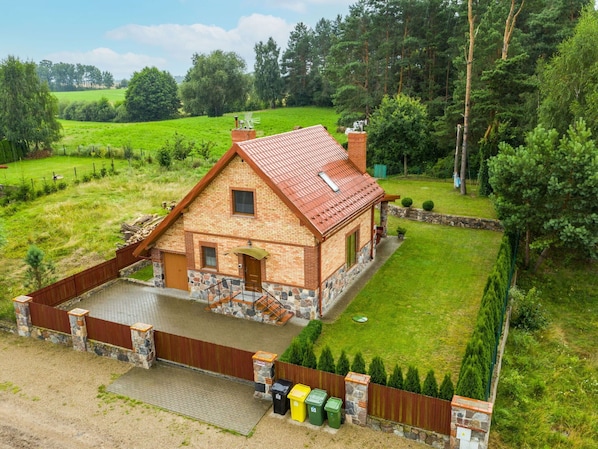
<box><xmin>318</xmin><ymin>171</ymin><xmax>339</xmax><ymax>192</ymax></box>
<box><xmin>232</xmin><ymin>189</ymin><xmax>255</xmax><ymax>215</ymax></box>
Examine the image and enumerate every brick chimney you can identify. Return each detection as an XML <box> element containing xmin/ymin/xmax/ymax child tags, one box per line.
<box><xmin>347</xmin><ymin>132</ymin><xmax>367</xmax><ymax>174</ymax></box>
<box><xmin>231</xmin><ymin>116</ymin><xmax>256</xmax><ymax>143</ymax></box>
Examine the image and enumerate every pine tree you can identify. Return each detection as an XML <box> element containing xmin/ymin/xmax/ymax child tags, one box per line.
<box><xmin>456</xmin><ymin>362</ymin><xmax>485</xmax><ymax>400</ymax></box>
<box><xmin>388</xmin><ymin>365</ymin><xmax>403</xmax><ymax>390</ymax></box>
<box><xmin>439</xmin><ymin>373</ymin><xmax>455</xmax><ymax>401</ymax></box>
<box><xmin>336</xmin><ymin>350</ymin><xmax>350</xmax><ymax>376</ymax></box>
<box><xmin>404</xmin><ymin>366</ymin><xmax>421</xmax><ymax>394</ymax></box>
<box><xmin>422</xmin><ymin>370</ymin><xmax>439</xmax><ymax>398</ymax></box>
<box><xmin>351</xmin><ymin>351</ymin><xmax>366</xmax><ymax>374</ymax></box>
<box><xmin>302</xmin><ymin>342</ymin><xmax>317</xmax><ymax>369</ymax></box>
<box><xmin>368</xmin><ymin>356</ymin><xmax>387</xmax><ymax>385</ymax></box>
<box><xmin>288</xmin><ymin>339</ymin><xmax>304</xmax><ymax>365</ymax></box>
<box><xmin>317</xmin><ymin>346</ymin><xmax>336</xmax><ymax>373</ymax></box>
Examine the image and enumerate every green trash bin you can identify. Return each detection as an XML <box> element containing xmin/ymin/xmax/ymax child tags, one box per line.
<box><xmin>305</xmin><ymin>389</ymin><xmax>328</xmax><ymax>426</ymax></box>
<box><xmin>325</xmin><ymin>397</ymin><xmax>343</xmax><ymax>429</ymax></box>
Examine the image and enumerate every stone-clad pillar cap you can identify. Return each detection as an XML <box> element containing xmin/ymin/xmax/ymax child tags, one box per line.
<box><xmin>253</xmin><ymin>351</ymin><xmax>277</xmax><ymax>363</ymax></box>
<box><xmin>131</xmin><ymin>323</ymin><xmax>153</xmax><ymax>332</ymax></box>
<box><xmin>451</xmin><ymin>395</ymin><xmax>493</xmax><ymax>414</ymax></box>
<box><xmin>345</xmin><ymin>372</ymin><xmax>371</xmax><ymax>385</ymax></box>
<box><xmin>68</xmin><ymin>308</ymin><xmax>90</xmax><ymax>317</ymax></box>
<box><xmin>13</xmin><ymin>295</ymin><xmax>33</xmax><ymax>303</ymax></box>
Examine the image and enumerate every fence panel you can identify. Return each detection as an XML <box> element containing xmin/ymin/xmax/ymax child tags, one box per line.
<box><xmin>73</xmin><ymin>259</ymin><xmax>118</xmax><ymax>293</ymax></box>
<box><xmin>29</xmin><ymin>302</ymin><xmax>71</xmax><ymax>334</ymax></box>
<box><xmin>275</xmin><ymin>361</ymin><xmax>346</xmax><ymax>400</ymax></box>
<box><xmin>86</xmin><ymin>316</ymin><xmax>133</xmax><ymax>350</ymax></box>
<box><xmin>368</xmin><ymin>383</ymin><xmax>451</xmax><ymax>435</ymax></box>
<box><xmin>29</xmin><ymin>276</ymin><xmax>77</xmax><ymax>306</ymax></box>
<box><xmin>116</xmin><ymin>241</ymin><xmax>142</xmax><ymax>270</ymax></box>
<box><xmin>154</xmin><ymin>331</ymin><xmax>254</xmax><ymax>381</ymax></box>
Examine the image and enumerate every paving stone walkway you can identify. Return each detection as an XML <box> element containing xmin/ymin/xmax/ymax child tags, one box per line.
<box><xmin>107</xmin><ymin>361</ymin><xmax>271</xmax><ymax>436</ymax></box>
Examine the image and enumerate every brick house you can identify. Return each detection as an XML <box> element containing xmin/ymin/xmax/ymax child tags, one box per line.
<box><xmin>134</xmin><ymin>124</ymin><xmax>391</xmax><ymax>321</ymax></box>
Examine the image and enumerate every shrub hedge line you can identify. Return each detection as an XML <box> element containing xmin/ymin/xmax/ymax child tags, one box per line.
<box><xmin>455</xmin><ymin>234</ymin><xmax>516</xmax><ymax>400</ymax></box>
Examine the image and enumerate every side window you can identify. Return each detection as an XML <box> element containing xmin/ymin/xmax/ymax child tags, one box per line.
<box><xmin>232</xmin><ymin>189</ymin><xmax>255</xmax><ymax>215</ymax></box>
<box><xmin>346</xmin><ymin>229</ymin><xmax>358</xmax><ymax>268</ymax></box>
<box><xmin>201</xmin><ymin>245</ymin><xmax>217</xmax><ymax>269</ymax></box>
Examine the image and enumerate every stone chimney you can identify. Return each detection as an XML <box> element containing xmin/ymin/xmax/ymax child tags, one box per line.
<box><xmin>231</xmin><ymin>116</ymin><xmax>256</xmax><ymax>143</ymax></box>
<box><xmin>347</xmin><ymin>132</ymin><xmax>367</xmax><ymax>174</ymax></box>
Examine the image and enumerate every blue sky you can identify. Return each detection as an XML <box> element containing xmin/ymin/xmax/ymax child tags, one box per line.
<box><xmin>3</xmin><ymin>0</ymin><xmax>355</xmax><ymax>80</ymax></box>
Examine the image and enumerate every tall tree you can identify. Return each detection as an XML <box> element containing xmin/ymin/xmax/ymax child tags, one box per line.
<box><xmin>281</xmin><ymin>22</ymin><xmax>314</xmax><ymax>106</ymax></box>
<box><xmin>125</xmin><ymin>67</ymin><xmax>180</xmax><ymax>122</ymax></box>
<box><xmin>460</xmin><ymin>0</ymin><xmax>476</xmax><ymax>195</ymax></box>
<box><xmin>254</xmin><ymin>37</ymin><xmax>283</xmax><ymax>108</ymax></box>
<box><xmin>539</xmin><ymin>7</ymin><xmax>598</xmax><ymax>136</ymax></box>
<box><xmin>181</xmin><ymin>51</ymin><xmax>248</xmax><ymax>117</ymax></box>
<box><xmin>367</xmin><ymin>94</ymin><xmax>431</xmax><ymax>175</ymax></box>
<box><xmin>0</xmin><ymin>56</ymin><xmax>61</xmax><ymax>154</ymax></box>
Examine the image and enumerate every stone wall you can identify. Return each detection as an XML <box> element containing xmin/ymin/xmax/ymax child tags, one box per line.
<box><xmin>388</xmin><ymin>205</ymin><xmax>502</xmax><ymax>232</ymax></box>
<box><xmin>367</xmin><ymin>417</ymin><xmax>449</xmax><ymax>449</ymax></box>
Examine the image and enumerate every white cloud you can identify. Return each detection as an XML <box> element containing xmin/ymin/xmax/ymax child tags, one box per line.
<box><xmin>107</xmin><ymin>14</ymin><xmax>294</xmax><ymax>74</ymax></box>
<box><xmin>45</xmin><ymin>48</ymin><xmax>166</xmax><ymax>80</ymax></box>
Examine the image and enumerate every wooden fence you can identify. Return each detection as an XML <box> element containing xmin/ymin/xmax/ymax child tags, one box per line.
<box><xmin>154</xmin><ymin>331</ymin><xmax>255</xmax><ymax>382</ymax></box>
<box><xmin>29</xmin><ymin>302</ymin><xmax>70</xmax><ymax>334</ymax></box>
<box><xmin>369</xmin><ymin>383</ymin><xmax>452</xmax><ymax>435</ymax></box>
<box><xmin>86</xmin><ymin>316</ymin><xmax>133</xmax><ymax>350</ymax></box>
<box><xmin>275</xmin><ymin>361</ymin><xmax>346</xmax><ymax>399</ymax></box>
<box><xmin>29</xmin><ymin>241</ymin><xmax>142</xmax><ymax>307</ymax></box>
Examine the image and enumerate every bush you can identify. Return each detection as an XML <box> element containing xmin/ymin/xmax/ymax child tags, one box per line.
<box><xmin>287</xmin><ymin>340</ymin><xmax>304</xmax><ymax>365</ymax></box>
<box><xmin>401</xmin><ymin>197</ymin><xmax>413</xmax><ymax>207</ymax></box>
<box><xmin>396</xmin><ymin>225</ymin><xmax>407</xmax><ymax>237</ymax></box>
<box><xmin>422</xmin><ymin>200</ymin><xmax>434</xmax><ymax>211</ymax></box>
<box><xmin>156</xmin><ymin>147</ymin><xmax>172</xmax><ymax>168</ymax></box>
<box><xmin>336</xmin><ymin>350</ymin><xmax>350</xmax><ymax>376</ymax></box>
<box><xmin>439</xmin><ymin>373</ymin><xmax>455</xmax><ymax>400</ymax></box>
<box><xmin>404</xmin><ymin>366</ymin><xmax>421</xmax><ymax>394</ymax></box>
<box><xmin>456</xmin><ymin>362</ymin><xmax>485</xmax><ymax>400</ymax></box>
<box><xmin>317</xmin><ymin>346</ymin><xmax>336</xmax><ymax>373</ymax></box>
<box><xmin>368</xmin><ymin>356</ymin><xmax>388</xmax><ymax>385</ymax></box>
<box><xmin>57</xmin><ymin>181</ymin><xmax>67</xmax><ymax>190</ymax></box>
<box><xmin>302</xmin><ymin>342</ymin><xmax>317</xmax><ymax>369</ymax></box>
<box><xmin>510</xmin><ymin>287</ymin><xmax>549</xmax><ymax>332</ymax></box>
<box><xmin>388</xmin><ymin>365</ymin><xmax>403</xmax><ymax>389</ymax></box>
<box><xmin>280</xmin><ymin>320</ymin><xmax>323</xmax><ymax>362</ymax></box>
<box><xmin>351</xmin><ymin>352</ymin><xmax>366</xmax><ymax>374</ymax></box>
<box><xmin>422</xmin><ymin>370</ymin><xmax>439</xmax><ymax>397</ymax></box>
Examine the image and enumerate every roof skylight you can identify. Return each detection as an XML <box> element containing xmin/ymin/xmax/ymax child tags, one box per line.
<box><xmin>318</xmin><ymin>171</ymin><xmax>340</xmax><ymax>192</ymax></box>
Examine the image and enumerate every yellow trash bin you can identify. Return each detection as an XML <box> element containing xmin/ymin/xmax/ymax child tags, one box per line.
<box><xmin>288</xmin><ymin>383</ymin><xmax>311</xmax><ymax>422</ymax></box>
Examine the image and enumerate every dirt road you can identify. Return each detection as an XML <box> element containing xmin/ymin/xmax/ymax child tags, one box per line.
<box><xmin>0</xmin><ymin>332</ymin><xmax>423</xmax><ymax>449</ymax></box>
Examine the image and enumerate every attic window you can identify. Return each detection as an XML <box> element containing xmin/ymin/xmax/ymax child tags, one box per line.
<box><xmin>318</xmin><ymin>172</ymin><xmax>339</xmax><ymax>192</ymax></box>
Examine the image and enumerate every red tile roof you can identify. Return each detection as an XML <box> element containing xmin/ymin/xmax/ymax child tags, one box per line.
<box><xmin>237</xmin><ymin>125</ymin><xmax>384</xmax><ymax>237</ymax></box>
<box><xmin>134</xmin><ymin>125</ymin><xmax>384</xmax><ymax>257</ymax></box>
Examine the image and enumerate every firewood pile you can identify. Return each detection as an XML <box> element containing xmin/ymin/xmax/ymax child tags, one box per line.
<box><xmin>119</xmin><ymin>214</ymin><xmax>164</xmax><ymax>246</ymax></box>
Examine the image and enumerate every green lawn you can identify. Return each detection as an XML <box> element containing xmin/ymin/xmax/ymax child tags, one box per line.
<box><xmin>491</xmin><ymin>256</ymin><xmax>598</xmax><ymax>449</ymax></box>
<box><xmin>315</xmin><ymin>216</ymin><xmax>503</xmax><ymax>379</ymax></box>
<box><xmin>378</xmin><ymin>176</ymin><xmax>497</xmax><ymax>219</ymax></box>
<box><xmin>57</xmin><ymin>107</ymin><xmax>342</xmax><ymax>157</ymax></box>
<box><xmin>53</xmin><ymin>89</ymin><xmax>126</xmax><ymax>104</ymax></box>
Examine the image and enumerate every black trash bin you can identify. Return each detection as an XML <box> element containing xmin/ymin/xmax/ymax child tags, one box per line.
<box><xmin>272</xmin><ymin>379</ymin><xmax>293</xmax><ymax>415</ymax></box>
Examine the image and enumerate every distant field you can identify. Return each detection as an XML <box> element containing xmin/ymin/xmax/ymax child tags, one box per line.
<box><xmin>52</xmin><ymin>89</ymin><xmax>126</xmax><ymax>104</ymax></box>
<box><xmin>57</xmin><ymin>107</ymin><xmax>343</xmax><ymax>157</ymax></box>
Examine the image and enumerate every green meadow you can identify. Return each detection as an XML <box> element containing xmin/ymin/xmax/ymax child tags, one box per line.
<box><xmin>53</xmin><ymin>88</ymin><xmax>127</xmax><ymax>104</ymax></box>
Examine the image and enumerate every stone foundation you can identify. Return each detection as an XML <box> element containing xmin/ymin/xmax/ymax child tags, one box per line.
<box><xmin>389</xmin><ymin>205</ymin><xmax>502</xmax><ymax>232</ymax></box>
<box><xmin>367</xmin><ymin>417</ymin><xmax>450</xmax><ymax>449</ymax></box>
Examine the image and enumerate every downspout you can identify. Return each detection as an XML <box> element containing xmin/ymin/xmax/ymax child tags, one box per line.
<box><xmin>370</xmin><ymin>204</ymin><xmax>376</xmax><ymax>260</ymax></box>
<box><xmin>318</xmin><ymin>240</ymin><xmax>323</xmax><ymax>318</ymax></box>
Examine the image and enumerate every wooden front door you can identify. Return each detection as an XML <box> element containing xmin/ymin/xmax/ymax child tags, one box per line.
<box><xmin>244</xmin><ymin>255</ymin><xmax>262</xmax><ymax>292</ymax></box>
<box><xmin>163</xmin><ymin>252</ymin><xmax>188</xmax><ymax>291</ymax></box>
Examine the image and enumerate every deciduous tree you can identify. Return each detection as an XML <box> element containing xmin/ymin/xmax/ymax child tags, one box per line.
<box><xmin>254</xmin><ymin>37</ymin><xmax>283</xmax><ymax>108</ymax></box>
<box><xmin>125</xmin><ymin>67</ymin><xmax>180</xmax><ymax>122</ymax></box>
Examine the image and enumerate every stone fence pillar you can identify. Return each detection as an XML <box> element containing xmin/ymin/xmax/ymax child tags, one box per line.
<box><xmin>12</xmin><ymin>295</ymin><xmax>33</xmax><ymax>337</ymax></box>
<box><xmin>450</xmin><ymin>395</ymin><xmax>493</xmax><ymax>449</ymax></box>
<box><xmin>68</xmin><ymin>308</ymin><xmax>89</xmax><ymax>351</ymax></box>
<box><xmin>345</xmin><ymin>372</ymin><xmax>370</xmax><ymax>426</ymax></box>
<box><xmin>252</xmin><ymin>351</ymin><xmax>277</xmax><ymax>400</ymax></box>
<box><xmin>130</xmin><ymin>323</ymin><xmax>155</xmax><ymax>369</ymax></box>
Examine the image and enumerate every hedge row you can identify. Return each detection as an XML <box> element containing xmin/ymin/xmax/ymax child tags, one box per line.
<box><xmin>455</xmin><ymin>234</ymin><xmax>515</xmax><ymax>400</ymax></box>
<box><xmin>281</xmin><ymin>322</ymin><xmax>454</xmax><ymax>400</ymax></box>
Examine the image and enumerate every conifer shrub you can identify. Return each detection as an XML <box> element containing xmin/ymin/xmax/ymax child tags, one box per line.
<box><xmin>302</xmin><ymin>342</ymin><xmax>317</xmax><ymax>369</ymax></box>
<box><xmin>317</xmin><ymin>346</ymin><xmax>336</xmax><ymax>373</ymax></box>
<box><xmin>279</xmin><ymin>320</ymin><xmax>323</xmax><ymax>362</ymax></box>
<box><xmin>388</xmin><ymin>365</ymin><xmax>404</xmax><ymax>389</ymax></box>
<box><xmin>422</xmin><ymin>370</ymin><xmax>439</xmax><ymax>398</ymax></box>
<box><xmin>439</xmin><ymin>373</ymin><xmax>455</xmax><ymax>401</ymax></box>
<box><xmin>422</xmin><ymin>200</ymin><xmax>434</xmax><ymax>211</ymax></box>
<box><xmin>368</xmin><ymin>356</ymin><xmax>387</xmax><ymax>385</ymax></box>
<box><xmin>351</xmin><ymin>352</ymin><xmax>366</xmax><ymax>374</ymax></box>
<box><xmin>456</xmin><ymin>362</ymin><xmax>484</xmax><ymax>400</ymax></box>
<box><xmin>404</xmin><ymin>366</ymin><xmax>421</xmax><ymax>394</ymax></box>
<box><xmin>287</xmin><ymin>339</ymin><xmax>304</xmax><ymax>365</ymax></box>
<box><xmin>336</xmin><ymin>350</ymin><xmax>350</xmax><ymax>376</ymax></box>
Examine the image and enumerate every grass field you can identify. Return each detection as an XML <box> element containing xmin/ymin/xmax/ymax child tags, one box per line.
<box><xmin>57</xmin><ymin>107</ymin><xmax>343</xmax><ymax>157</ymax></box>
<box><xmin>378</xmin><ymin>176</ymin><xmax>497</xmax><ymax>219</ymax></box>
<box><xmin>52</xmin><ymin>89</ymin><xmax>126</xmax><ymax>104</ymax></box>
<box><xmin>315</xmin><ymin>217</ymin><xmax>503</xmax><ymax>378</ymax></box>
